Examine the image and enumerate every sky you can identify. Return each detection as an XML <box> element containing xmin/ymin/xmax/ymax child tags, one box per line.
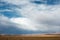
<box><xmin>0</xmin><ymin>0</ymin><xmax>60</xmax><ymax>34</ymax></box>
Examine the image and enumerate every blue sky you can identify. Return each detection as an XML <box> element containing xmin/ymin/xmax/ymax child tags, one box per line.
<box><xmin>0</xmin><ymin>0</ymin><xmax>60</xmax><ymax>34</ymax></box>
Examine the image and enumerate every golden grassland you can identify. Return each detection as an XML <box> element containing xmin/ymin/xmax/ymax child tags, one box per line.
<box><xmin>0</xmin><ymin>34</ymin><xmax>60</xmax><ymax>40</ymax></box>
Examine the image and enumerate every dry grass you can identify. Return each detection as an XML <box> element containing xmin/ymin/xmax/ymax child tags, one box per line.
<box><xmin>0</xmin><ymin>34</ymin><xmax>60</xmax><ymax>40</ymax></box>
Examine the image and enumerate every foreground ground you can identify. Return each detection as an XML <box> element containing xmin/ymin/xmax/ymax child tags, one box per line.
<box><xmin>0</xmin><ymin>34</ymin><xmax>60</xmax><ymax>40</ymax></box>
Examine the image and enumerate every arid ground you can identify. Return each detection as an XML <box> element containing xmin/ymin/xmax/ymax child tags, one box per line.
<box><xmin>0</xmin><ymin>34</ymin><xmax>60</xmax><ymax>40</ymax></box>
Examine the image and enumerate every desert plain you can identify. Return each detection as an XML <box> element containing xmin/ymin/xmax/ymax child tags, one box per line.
<box><xmin>0</xmin><ymin>34</ymin><xmax>60</xmax><ymax>40</ymax></box>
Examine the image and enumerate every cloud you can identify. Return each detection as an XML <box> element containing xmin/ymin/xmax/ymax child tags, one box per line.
<box><xmin>0</xmin><ymin>15</ymin><xmax>27</xmax><ymax>34</ymax></box>
<box><xmin>2</xmin><ymin>0</ymin><xmax>60</xmax><ymax>5</ymax></box>
<box><xmin>2</xmin><ymin>0</ymin><xmax>29</xmax><ymax>5</ymax></box>
<box><xmin>13</xmin><ymin>0</ymin><xmax>60</xmax><ymax>32</ymax></box>
<box><xmin>0</xmin><ymin>15</ymin><xmax>15</xmax><ymax>27</ymax></box>
<box><xmin>0</xmin><ymin>9</ymin><xmax>12</xmax><ymax>12</ymax></box>
<box><xmin>0</xmin><ymin>15</ymin><xmax>48</xmax><ymax>34</ymax></box>
<box><xmin>10</xmin><ymin>18</ymin><xmax>48</xmax><ymax>31</ymax></box>
<box><xmin>0</xmin><ymin>0</ymin><xmax>60</xmax><ymax>33</ymax></box>
<box><xmin>32</xmin><ymin>0</ymin><xmax>60</xmax><ymax>5</ymax></box>
<box><xmin>0</xmin><ymin>1</ymin><xmax>21</xmax><ymax>18</ymax></box>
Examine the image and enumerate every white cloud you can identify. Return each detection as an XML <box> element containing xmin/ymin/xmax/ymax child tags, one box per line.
<box><xmin>0</xmin><ymin>9</ymin><xmax>12</xmax><ymax>12</ymax></box>
<box><xmin>1</xmin><ymin>0</ymin><xmax>60</xmax><ymax>32</ymax></box>
<box><xmin>0</xmin><ymin>14</ymin><xmax>48</xmax><ymax>31</ymax></box>
<box><xmin>2</xmin><ymin>0</ymin><xmax>30</xmax><ymax>5</ymax></box>
<box><xmin>0</xmin><ymin>15</ymin><xmax>13</xmax><ymax>26</ymax></box>
<box><xmin>14</xmin><ymin>1</ymin><xmax>60</xmax><ymax>32</ymax></box>
<box><xmin>10</xmin><ymin>18</ymin><xmax>48</xmax><ymax>31</ymax></box>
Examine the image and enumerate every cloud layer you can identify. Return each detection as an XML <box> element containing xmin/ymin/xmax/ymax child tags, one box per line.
<box><xmin>0</xmin><ymin>0</ymin><xmax>60</xmax><ymax>34</ymax></box>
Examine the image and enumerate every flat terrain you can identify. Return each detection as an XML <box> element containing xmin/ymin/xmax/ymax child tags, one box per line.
<box><xmin>0</xmin><ymin>34</ymin><xmax>60</xmax><ymax>40</ymax></box>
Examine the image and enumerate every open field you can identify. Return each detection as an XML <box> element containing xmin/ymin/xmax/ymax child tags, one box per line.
<box><xmin>0</xmin><ymin>34</ymin><xmax>60</xmax><ymax>40</ymax></box>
